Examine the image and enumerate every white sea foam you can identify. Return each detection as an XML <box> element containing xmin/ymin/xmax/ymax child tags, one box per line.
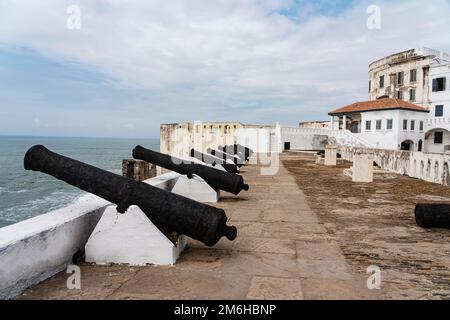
<box><xmin>2</xmin><ymin>190</ymin><xmax>85</xmax><ymax>221</ymax></box>
<box><xmin>3</xmin><ymin>189</ymin><xmax>27</xmax><ymax>194</ymax></box>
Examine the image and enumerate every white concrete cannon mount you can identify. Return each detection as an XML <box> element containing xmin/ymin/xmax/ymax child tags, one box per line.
<box><xmin>85</xmin><ymin>205</ymin><xmax>187</xmax><ymax>266</ymax></box>
<box><xmin>85</xmin><ymin>171</ymin><xmax>218</xmax><ymax>267</ymax></box>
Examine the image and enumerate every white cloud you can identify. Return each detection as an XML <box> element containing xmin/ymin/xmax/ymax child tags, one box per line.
<box><xmin>1</xmin><ymin>0</ymin><xmax>450</xmax><ymax>130</ymax></box>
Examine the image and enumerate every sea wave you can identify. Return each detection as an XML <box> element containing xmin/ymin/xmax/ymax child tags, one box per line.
<box><xmin>1</xmin><ymin>190</ymin><xmax>86</xmax><ymax>224</ymax></box>
<box><xmin>1</xmin><ymin>189</ymin><xmax>27</xmax><ymax>194</ymax></box>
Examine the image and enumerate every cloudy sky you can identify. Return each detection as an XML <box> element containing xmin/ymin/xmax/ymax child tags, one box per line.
<box><xmin>1</xmin><ymin>0</ymin><xmax>449</xmax><ymax>138</ymax></box>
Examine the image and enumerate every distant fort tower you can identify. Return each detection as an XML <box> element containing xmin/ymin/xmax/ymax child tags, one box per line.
<box><xmin>368</xmin><ymin>48</ymin><xmax>450</xmax><ymax>108</ymax></box>
<box><xmin>160</xmin><ymin>122</ymin><xmax>279</xmax><ymax>160</ymax></box>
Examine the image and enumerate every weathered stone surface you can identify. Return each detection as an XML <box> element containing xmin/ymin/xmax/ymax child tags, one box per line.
<box><xmin>262</xmin><ymin>222</ymin><xmax>328</xmax><ymax>241</ymax></box>
<box><xmin>107</xmin><ymin>268</ymin><xmax>252</xmax><ymax>300</ymax></box>
<box><xmin>283</xmin><ymin>152</ymin><xmax>450</xmax><ymax>299</ymax></box>
<box><xmin>229</xmin><ymin>209</ymin><xmax>262</xmax><ymax>222</ymax></box>
<box><xmin>178</xmin><ymin>248</ymin><xmax>299</xmax><ymax>278</ymax></box>
<box><xmin>246</xmin><ymin>276</ymin><xmax>303</xmax><ymax>300</ymax></box>
<box><xmin>297</xmin><ymin>259</ymin><xmax>353</xmax><ymax>280</ymax></box>
<box><xmin>232</xmin><ymin>237</ymin><xmax>297</xmax><ymax>255</ymax></box>
<box><xmin>296</xmin><ymin>241</ymin><xmax>345</xmax><ymax>261</ymax></box>
<box><xmin>20</xmin><ymin>265</ymin><xmax>140</xmax><ymax>300</ymax></box>
<box><xmin>301</xmin><ymin>277</ymin><xmax>378</xmax><ymax>300</ymax></box>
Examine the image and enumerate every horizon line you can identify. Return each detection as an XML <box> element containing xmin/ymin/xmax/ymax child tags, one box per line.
<box><xmin>0</xmin><ymin>134</ymin><xmax>160</xmax><ymax>140</ymax></box>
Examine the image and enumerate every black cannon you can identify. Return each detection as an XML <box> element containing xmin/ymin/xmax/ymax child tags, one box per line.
<box><xmin>190</xmin><ymin>149</ymin><xmax>240</xmax><ymax>174</ymax></box>
<box><xmin>24</xmin><ymin>145</ymin><xmax>237</xmax><ymax>247</ymax></box>
<box><xmin>207</xmin><ymin>148</ymin><xmax>244</xmax><ymax>167</ymax></box>
<box><xmin>222</xmin><ymin>144</ymin><xmax>253</xmax><ymax>161</ymax></box>
<box><xmin>218</xmin><ymin>145</ymin><xmax>246</xmax><ymax>163</ymax></box>
<box><xmin>415</xmin><ymin>204</ymin><xmax>450</xmax><ymax>229</ymax></box>
<box><xmin>133</xmin><ymin>146</ymin><xmax>249</xmax><ymax>195</ymax></box>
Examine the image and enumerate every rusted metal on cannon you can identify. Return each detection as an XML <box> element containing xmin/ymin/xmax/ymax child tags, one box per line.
<box><xmin>207</xmin><ymin>148</ymin><xmax>244</xmax><ymax>167</ymax></box>
<box><xmin>190</xmin><ymin>149</ymin><xmax>240</xmax><ymax>174</ymax></box>
<box><xmin>415</xmin><ymin>204</ymin><xmax>450</xmax><ymax>229</ymax></box>
<box><xmin>24</xmin><ymin>145</ymin><xmax>237</xmax><ymax>247</ymax></box>
<box><xmin>133</xmin><ymin>146</ymin><xmax>249</xmax><ymax>195</ymax></box>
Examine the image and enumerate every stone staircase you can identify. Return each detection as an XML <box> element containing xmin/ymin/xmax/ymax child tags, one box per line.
<box><xmin>281</xmin><ymin>126</ymin><xmax>375</xmax><ymax>149</ymax></box>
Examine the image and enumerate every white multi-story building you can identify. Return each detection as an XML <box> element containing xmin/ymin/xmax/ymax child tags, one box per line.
<box><xmin>368</xmin><ymin>48</ymin><xmax>450</xmax><ymax>108</ymax></box>
<box><xmin>329</xmin><ymin>98</ymin><xmax>429</xmax><ymax>150</ymax></box>
<box><xmin>424</xmin><ymin>59</ymin><xmax>450</xmax><ymax>153</ymax></box>
<box><xmin>288</xmin><ymin>48</ymin><xmax>450</xmax><ymax>153</ymax></box>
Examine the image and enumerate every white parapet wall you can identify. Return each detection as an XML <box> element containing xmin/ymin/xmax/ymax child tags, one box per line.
<box><xmin>338</xmin><ymin>146</ymin><xmax>450</xmax><ymax>186</ymax></box>
<box><xmin>0</xmin><ymin>195</ymin><xmax>110</xmax><ymax>300</ymax></box>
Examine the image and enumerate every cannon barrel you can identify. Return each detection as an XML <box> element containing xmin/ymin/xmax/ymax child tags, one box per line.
<box><xmin>223</xmin><ymin>144</ymin><xmax>253</xmax><ymax>161</ymax></box>
<box><xmin>190</xmin><ymin>149</ymin><xmax>240</xmax><ymax>174</ymax></box>
<box><xmin>24</xmin><ymin>145</ymin><xmax>237</xmax><ymax>246</ymax></box>
<box><xmin>133</xmin><ymin>146</ymin><xmax>249</xmax><ymax>195</ymax></box>
<box><xmin>415</xmin><ymin>204</ymin><xmax>450</xmax><ymax>228</ymax></box>
<box><xmin>218</xmin><ymin>145</ymin><xmax>246</xmax><ymax>163</ymax></box>
<box><xmin>207</xmin><ymin>148</ymin><xmax>244</xmax><ymax>167</ymax></box>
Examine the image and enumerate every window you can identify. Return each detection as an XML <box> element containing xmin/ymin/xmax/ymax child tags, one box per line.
<box><xmin>380</xmin><ymin>75</ymin><xmax>385</xmax><ymax>88</ymax></box>
<box><xmin>410</xmin><ymin>69</ymin><xmax>417</xmax><ymax>83</ymax></box>
<box><xmin>419</xmin><ymin>121</ymin><xmax>424</xmax><ymax>131</ymax></box>
<box><xmin>397</xmin><ymin>72</ymin><xmax>404</xmax><ymax>85</ymax></box>
<box><xmin>365</xmin><ymin>120</ymin><xmax>371</xmax><ymax>131</ymax></box>
<box><xmin>435</xmin><ymin>105</ymin><xmax>444</xmax><ymax>117</ymax></box>
<box><xmin>434</xmin><ymin>131</ymin><xmax>443</xmax><ymax>144</ymax></box>
<box><xmin>376</xmin><ymin>120</ymin><xmax>382</xmax><ymax>130</ymax></box>
<box><xmin>432</xmin><ymin>77</ymin><xmax>446</xmax><ymax>92</ymax></box>
<box><xmin>397</xmin><ymin>91</ymin><xmax>403</xmax><ymax>100</ymax></box>
<box><xmin>387</xmin><ymin>119</ymin><xmax>393</xmax><ymax>130</ymax></box>
<box><xmin>409</xmin><ymin>89</ymin><xmax>416</xmax><ymax>102</ymax></box>
<box><xmin>411</xmin><ymin>120</ymin><xmax>415</xmax><ymax>131</ymax></box>
<box><xmin>403</xmin><ymin>119</ymin><xmax>408</xmax><ymax>130</ymax></box>
<box><xmin>369</xmin><ymin>80</ymin><xmax>371</xmax><ymax>92</ymax></box>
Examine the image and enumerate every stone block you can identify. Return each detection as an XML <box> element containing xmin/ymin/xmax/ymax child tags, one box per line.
<box><xmin>122</xmin><ymin>159</ymin><xmax>156</xmax><ymax>181</ymax></box>
<box><xmin>324</xmin><ymin>145</ymin><xmax>337</xmax><ymax>166</ymax></box>
<box><xmin>352</xmin><ymin>153</ymin><xmax>374</xmax><ymax>183</ymax></box>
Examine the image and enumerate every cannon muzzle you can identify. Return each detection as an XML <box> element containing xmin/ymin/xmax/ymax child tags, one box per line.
<box><xmin>415</xmin><ymin>204</ymin><xmax>450</xmax><ymax>229</ymax></box>
<box><xmin>133</xmin><ymin>146</ymin><xmax>249</xmax><ymax>195</ymax></box>
<box><xmin>24</xmin><ymin>145</ymin><xmax>237</xmax><ymax>246</ymax></box>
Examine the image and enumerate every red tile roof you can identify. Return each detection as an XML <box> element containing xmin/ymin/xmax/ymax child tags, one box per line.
<box><xmin>328</xmin><ymin>98</ymin><xmax>429</xmax><ymax>115</ymax></box>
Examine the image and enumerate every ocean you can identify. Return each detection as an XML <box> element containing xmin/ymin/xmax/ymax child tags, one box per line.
<box><xmin>0</xmin><ymin>136</ymin><xmax>159</xmax><ymax>228</ymax></box>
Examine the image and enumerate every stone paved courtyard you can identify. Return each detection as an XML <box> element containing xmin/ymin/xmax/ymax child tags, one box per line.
<box><xmin>20</xmin><ymin>152</ymin><xmax>449</xmax><ymax>300</ymax></box>
<box><xmin>283</xmin><ymin>152</ymin><xmax>450</xmax><ymax>300</ymax></box>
